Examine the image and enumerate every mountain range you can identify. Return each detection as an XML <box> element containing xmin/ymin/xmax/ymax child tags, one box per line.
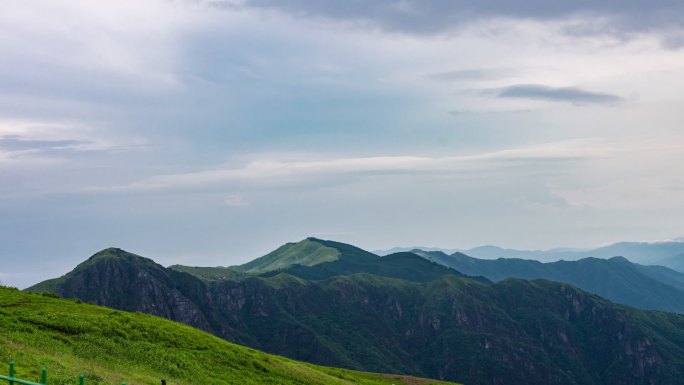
<box><xmin>27</xmin><ymin>238</ymin><xmax>684</xmax><ymax>385</ymax></box>
<box><xmin>378</xmin><ymin>239</ymin><xmax>684</xmax><ymax>269</ymax></box>
<box><xmin>411</xmin><ymin>250</ymin><xmax>684</xmax><ymax>314</ymax></box>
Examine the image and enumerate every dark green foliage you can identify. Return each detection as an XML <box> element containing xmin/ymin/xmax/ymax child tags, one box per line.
<box><xmin>211</xmin><ymin>274</ymin><xmax>684</xmax><ymax>385</ymax></box>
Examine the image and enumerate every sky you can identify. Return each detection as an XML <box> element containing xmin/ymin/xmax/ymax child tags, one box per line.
<box><xmin>2</xmin><ymin>0</ymin><xmax>684</xmax><ymax>288</ymax></box>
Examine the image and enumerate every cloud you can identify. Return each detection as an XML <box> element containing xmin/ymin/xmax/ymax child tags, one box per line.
<box><xmin>0</xmin><ymin>120</ymin><xmax>148</xmax><ymax>173</ymax></box>
<box><xmin>427</xmin><ymin>68</ymin><xmax>519</xmax><ymax>82</ymax></box>
<box><xmin>496</xmin><ymin>84</ymin><xmax>623</xmax><ymax>105</ymax></box>
<box><xmin>224</xmin><ymin>194</ymin><xmax>249</xmax><ymax>206</ymax></box>
<box><xmin>0</xmin><ymin>120</ymin><xmax>145</xmax><ymax>151</ymax></box>
<box><xmin>0</xmin><ymin>136</ymin><xmax>88</xmax><ymax>152</ymax></box>
<box><xmin>89</xmin><ymin>138</ymin><xmax>628</xmax><ymax>193</ymax></box>
<box><xmin>239</xmin><ymin>0</ymin><xmax>684</xmax><ymax>42</ymax></box>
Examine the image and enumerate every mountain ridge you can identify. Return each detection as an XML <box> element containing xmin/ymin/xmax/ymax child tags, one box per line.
<box><xmin>412</xmin><ymin>249</ymin><xmax>684</xmax><ymax>314</ymax></box>
<box><xmin>377</xmin><ymin>239</ymin><xmax>684</xmax><ymax>267</ymax></box>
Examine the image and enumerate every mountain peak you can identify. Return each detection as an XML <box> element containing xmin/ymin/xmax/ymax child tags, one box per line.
<box><xmin>88</xmin><ymin>247</ymin><xmax>131</xmax><ymax>260</ymax></box>
<box><xmin>234</xmin><ymin>238</ymin><xmax>343</xmax><ymax>274</ymax></box>
<box><xmin>82</xmin><ymin>247</ymin><xmax>156</xmax><ymax>269</ymax></box>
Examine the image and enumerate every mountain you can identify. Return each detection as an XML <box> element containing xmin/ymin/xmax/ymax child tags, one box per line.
<box><xmin>174</xmin><ymin>238</ymin><xmax>471</xmax><ymax>283</ymax></box>
<box><xmin>587</xmin><ymin>241</ymin><xmax>684</xmax><ymax>265</ymax></box>
<box><xmin>28</xmin><ymin>247</ymin><xmax>217</xmax><ymax>332</ymax></box>
<box><xmin>258</xmin><ymin>247</ymin><xmax>477</xmax><ymax>283</ymax></box>
<box><xmin>460</xmin><ymin>245</ymin><xmax>567</xmax><ymax>261</ymax></box>
<box><xmin>413</xmin><ymin>250</ymin><xmax>684</xmax><ymax>314</ymax></box>
<box><xmin>631</xmin><ymin>262</ymin><xmax>684</xmax><ymax>291</ymax></box>
<box><xmin>0</xmin><ymin>286</ymin><xmax>453</xmax><ymax>385</ymax></box>
<box><xmin>28</xmin><ymin>240</ymin><xmax>684</xmax><ymax>385</ymax></box>
<box><xmin>233</xmin><ymin>238</ymin><xmax>348</xmax><ymax>273</ymax></box>
<box><xmin>658</xmin><ymin>252</ymin><xmax>684</xmax><ymax>273</ymax></box>
<box><xmin>373</xmin><ymin>246</ymin><xmax>458</xmax><ymax>256</ymax></box>
<box><xmin>461</xmin><ymin>240</ymin><xmax>684</xmax><ymax>266</ymax></box>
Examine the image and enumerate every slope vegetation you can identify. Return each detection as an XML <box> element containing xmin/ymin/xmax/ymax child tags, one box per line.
<box><xmin>233</xmin><ymin>238</ymin><xmax>344</xmax><ymax>273</ymax></box>
<box><xmin>0</xmin><ymin>286</ymin><xmax>454</xmax><ymax>385</ymax></box>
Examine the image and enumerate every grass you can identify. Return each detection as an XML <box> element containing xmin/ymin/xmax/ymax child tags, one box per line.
<box><xmin>0</xmin><ymin>286</ymin><xmax>457</xmax><ymax>385</ymax></box>
<box><xmin>235</xmin><ymin>239</ymin><xmax>341</xmax><ymax>273</ymax></box>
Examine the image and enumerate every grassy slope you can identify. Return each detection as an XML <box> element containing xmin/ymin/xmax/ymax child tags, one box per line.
<box><xmin>0</xmin><ymin>287</ymin><xmax>456</xmax><ymax>385</ymax></box>
<box><xmin>234</xmin><ymin>239</ymin><xmax>341</xmax><ymax>274</ymax></box>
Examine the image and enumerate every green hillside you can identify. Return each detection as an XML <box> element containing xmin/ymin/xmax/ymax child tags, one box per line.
<box><xmin>263</xmin><ymin>251</ymin><xmax>475</xmax><ymax>283</ymax></box>
<box><xmin>0</xmin><ymin>286</ymin><xmax>455</xmax><ymax>385</ymax></box>
<box><xmin>233</xmin><ymin>238</ymin><xmax>343</xmax><ymax>273</ymax></box>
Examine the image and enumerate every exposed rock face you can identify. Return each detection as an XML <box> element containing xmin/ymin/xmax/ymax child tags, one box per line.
<box><xmin>206</xmin><ymin>276</ymin><xmax>683</xmax><ymax>385</ymax></box>
<box><xmin>50</xmin><ymin>248</ymin><xmax>215</xmax><ymax>333</ymax></box>
<box><xmin>29</xmin><ymin>248</ymin><xmax>684</xmax><ymax>385</ymax></box>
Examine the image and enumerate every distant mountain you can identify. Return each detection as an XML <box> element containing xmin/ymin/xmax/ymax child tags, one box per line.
<box><xmin>459</xmin><ymin>240</ymin><xmax>684</xmax><ymax>266</ymax></box>
<box><xmin>413</xmin><ymin>250</ymin><xmax>684</xmax><ymax>314</ymax></box>
<box><xmin>585</xmin><ymin>241</ymin><xmax>684</xmax><ymax>265</ymax></box>
<box><xmin>373</xmin><ymin>246</ymin><xmax>458</xmax><ymax>256</ymax></box>
<box><xmin>27</xmin><ymin>240</ymin><xmax>684</xmax><ymax>385</ymax></box>
<box><xmin>633</xmin><ymin>262</ymin><xmax>684</xmax><ymax>291</ymax></box>
<box><xmin>658</xmin><ymin>252</ymin><xmax>684</xmax><ymax>273</ymax></box>
<box><xmin>459</xmin><ymin>245</ymin><xmax>567</xmax><ymax>261</ymax></box>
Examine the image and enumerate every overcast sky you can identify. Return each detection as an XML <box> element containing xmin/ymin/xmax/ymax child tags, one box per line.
<box><xmin>2</xmin><ymin>0</ymin><xmax>684</xmax><ymax>288</ymax></box>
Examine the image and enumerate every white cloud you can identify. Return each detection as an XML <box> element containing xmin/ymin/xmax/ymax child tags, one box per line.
<box><xmin>88</xmin><ymin>136</ymin><xmax>680</xmax><ymax>193</ymax></box>
<box><xmin>224</xmin><ymin>194</ymin><xmax>249</xmax><ymax>206</ymax></box>
<box><xmin>240</xmin><ymin>0</ymin><xmax>684</xmax><ymax>47</ymax></box>
<box><xmin>1</xmin><ymin>120</ymin><xmax>136</xmax><ymax>147</ymax></box>
<box><xmin>0</xmin><ymin>120</ymin><xmax>148</xmax><ymax>172</ymax></box>
<box><xmin>0</xmin><ymin>120</ymin><xmax>103</xmax><ymax>148</ymax></box>
<box><xmin>0</xmin><ymin>1</ymin><xmax>188</xmax><ymax>86</ymax></box>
